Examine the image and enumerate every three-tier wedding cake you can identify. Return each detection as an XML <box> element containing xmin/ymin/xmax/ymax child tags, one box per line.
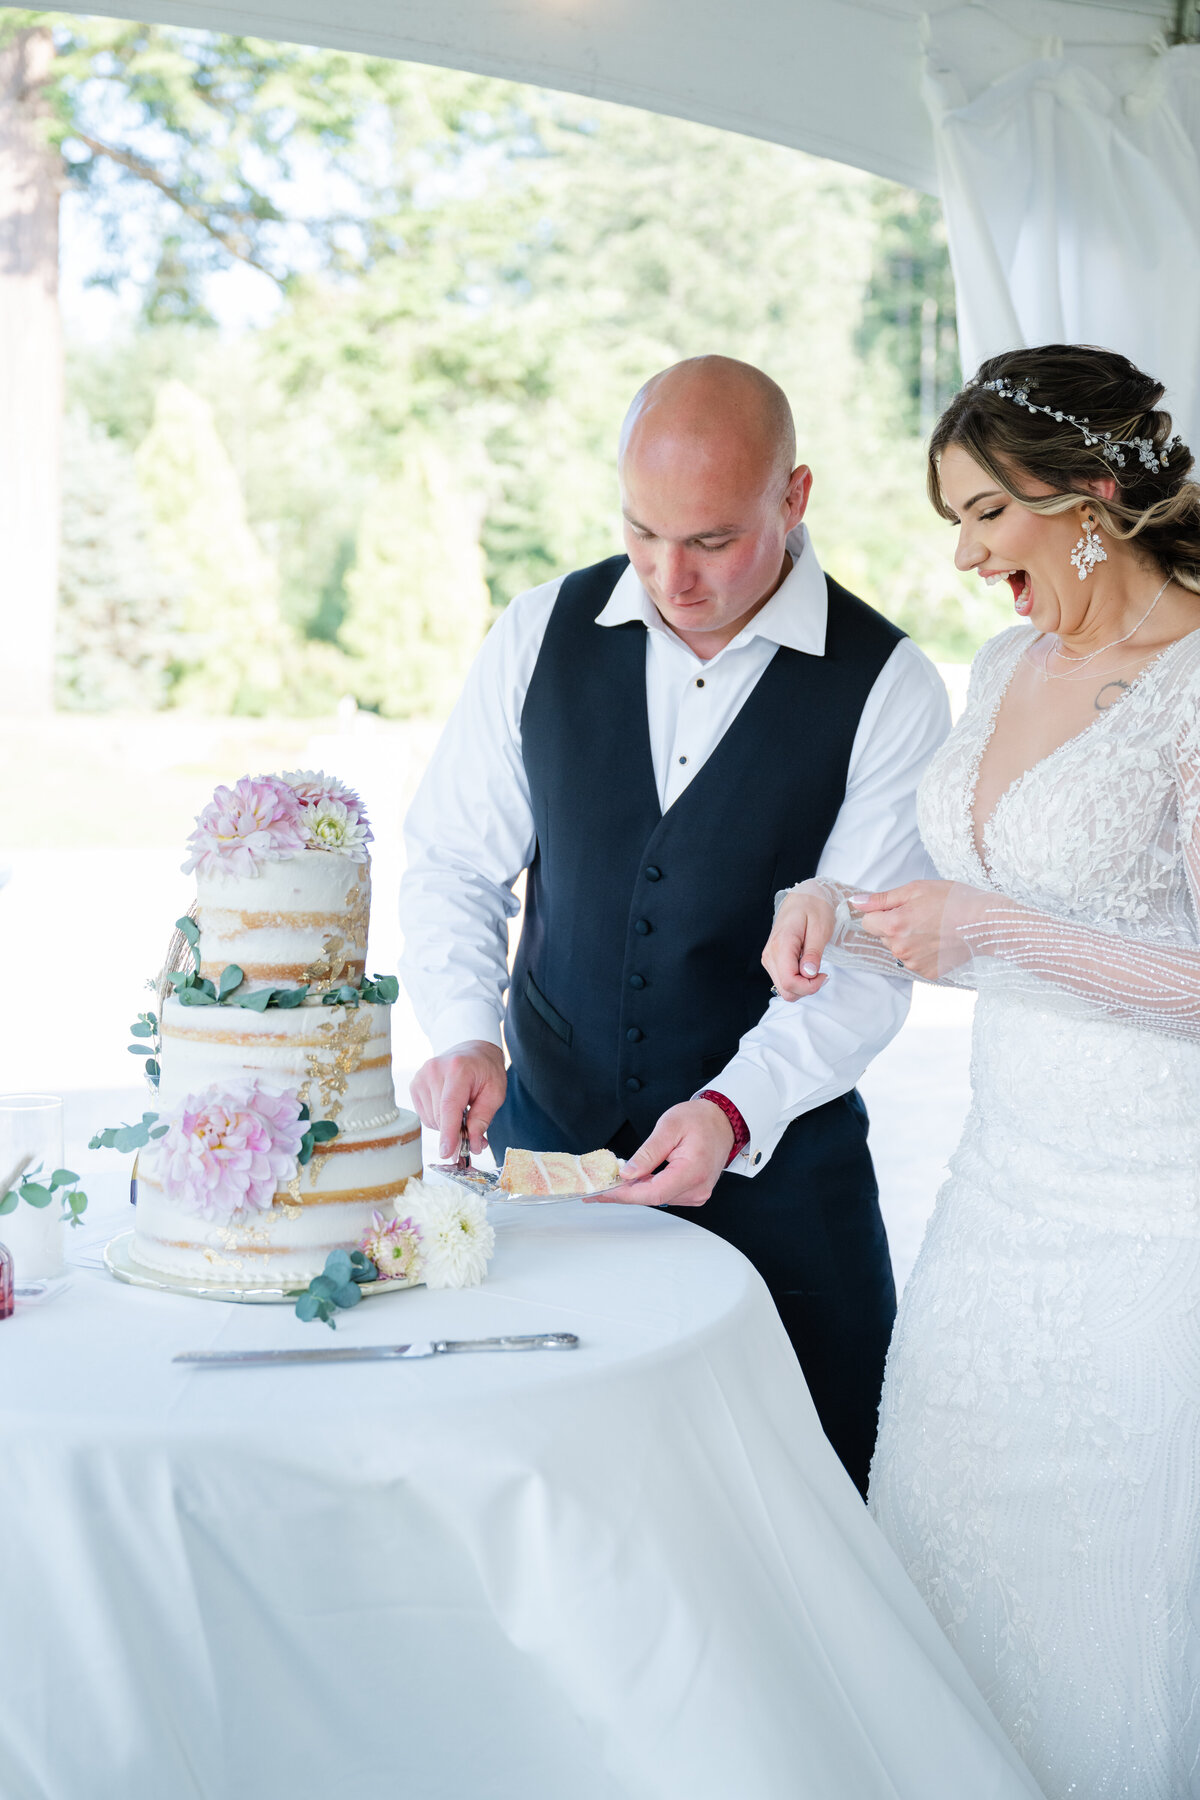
<box><xmin>129</xmin><ymin>771</ymin><xmax>423</xmax><ymax>1285</ymax></box>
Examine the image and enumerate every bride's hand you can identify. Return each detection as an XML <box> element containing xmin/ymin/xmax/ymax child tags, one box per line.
<box><xmin>762</xmin><ymin>883</ymin><xmax>835</xmax><ymax>999</ymax></box>
<box><xmin>851</xmin><ymin>880</ymin><xmax>978</xmax><ymax>979</ymax></box>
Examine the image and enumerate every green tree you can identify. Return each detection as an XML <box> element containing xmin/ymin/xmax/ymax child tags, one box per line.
<box><xmin>134</xmin><ymin>379</ymin><xmax>288</xmax><ymax>711</ymax></box>
<box><xmin>340</xmin><ymin>437</ymin><xmax>491</xmax><ymax>716</ymax></box>
<box><xmin>55</xmin><ymin>408</ymin><xmax>180</xmax><ymax>710</ymax></box>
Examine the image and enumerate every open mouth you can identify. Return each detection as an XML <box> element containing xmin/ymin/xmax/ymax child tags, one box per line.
<box><xmin>984</xmin><ymin>569</ymin><xmax>1032</xmax><ymax>615</ymax></box>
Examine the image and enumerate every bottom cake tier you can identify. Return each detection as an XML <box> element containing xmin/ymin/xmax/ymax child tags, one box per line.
<box><xmin>131</xmin><ymin>1108</ymin><xmax>422</xmax><ymax>1286</ymax></box>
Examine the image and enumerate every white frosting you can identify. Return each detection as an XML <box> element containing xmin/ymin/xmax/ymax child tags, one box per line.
<box><xmin>195</xmin><ymin>853</ymin><xmax>369</xmax><ymax>991</ymax></box>
<box><xmin>134</xmin><ymin>836</ymin><xmax>423</xmax><ymax>1286</ymax></box>
<box><xmin>132</xmin><ymin>1126</ymin><xmax>421</xmax><ymax>1285</ymax></box>
<box><xmin>158</xmin><ymin>996</ymin><xmax>397</xmax><ymax>1132</ymax></box>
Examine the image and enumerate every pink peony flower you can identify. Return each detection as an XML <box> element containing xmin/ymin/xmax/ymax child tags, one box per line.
<box><xmin>182</xmin><ymin>775</ymin><xmax>308</xmax><ymax>879</ymax></box>
<box><xmin>153</xmin><ymin>1079</ymin><xmax>306</xmax><ymax>1222</ymax></box>
<box><xmin>359</xmin><ymin>1209</ymin><xmax>422</xmax><ymax>1282</ymax></box>
<box><xmin>280</xmin><ymin>769</ymin><xmax>373</xmax><ymax>840</ymax></box>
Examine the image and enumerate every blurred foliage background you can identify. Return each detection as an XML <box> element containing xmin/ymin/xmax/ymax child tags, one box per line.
<box><xmin>24</xmin><ymin>14</ymin><xmax>1013</xmax><ymax>717</ymax></box>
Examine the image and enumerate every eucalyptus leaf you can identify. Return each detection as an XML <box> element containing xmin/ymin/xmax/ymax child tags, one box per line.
<box><xmin>309</xmin><ymin>1120</ymin><xmax>338</xmax><ymax>1144</ymax></box>
<box><xmin>127</xmin><ymin>1044</ymin><xmax>154</xmax><ymax>1057</ymax></box>
<box><xmin>324</xmin><ymin>1249</ymin><xmax>352</xmax><ymax>1283</ymax></box>
<box><xmin>90</xmin><ymin>1113</ymin><xmax>161</xmax><ymax>1153</ymax></box>
<box><xmin>149</xmin><ymin>1124</ymin><xmax>169</xmax><ymax>1139</ymax></box>
<box><xmin>49</xmin><ymin>1169</ymin><xmax>78</xmax><ymax>1190</ymax></box>
<box><xmin>20</xmin><ymin>1183</ymin><xmax>53</xmax><ymax>1209</ymax></box>
<box><xmin>308</xmin><ymin>1274</ymin><xmax>338</xmax><ymax>1300</ymax></box>
<box><xmin>228</xmin><ymin>988</ymin><xmax>273</xmax><ymax>1012</ymax></box>
<box><xmin>177</xmin><ymin>986</ymin><xmax>218</xmax><ymax>1008</ymax></box>
<box><xmin>297</xmin><ymin>1135</ymin><xmax>314</xmax><ymax>1167</ymax></box>
<box><xmin>272</xmin><ymin>986</ymin><xmax>309</xmax><ymax>1009</ymax></box>
<box><xmin>0</xmin><ymin>1191</ymin><xmax>17</xmax><ymax>1215</ymax></box>
<box><xmin>145</xmin><ymin>1061</ymin><xmax>160</xmax><ymax>1085</ymax></box>
<box><xmin>294</xmin><ymin>1291</ymin><xmax>322</xmax><ymax>1322</ymax></box>
<box><xmin>217</xmin><ymin>964</ymin><xmax>244</xmax><ymax>999</ymax></box>
<box><xmin>129</xmin><ymin>1020</ymin><xmax>155</xmax><ymax>1038</ymax></box>
<box><xmin>331</xmin><ymin>1281</ymin><xmax>362</xmax><ymax>1308</ymax></box>
<box><xmin>298</xmin><ymin>1102</ymin><xmax>312</xmax><ymax>1122</ymax></box>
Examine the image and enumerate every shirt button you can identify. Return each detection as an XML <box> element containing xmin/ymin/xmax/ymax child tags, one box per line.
<box><xmin>645</xmin><ymin>866</ymin><xmax>662</xmax><ymax>882</ymax></box>
<box><xmin>626</xmin><ymin>1027</ymin><xmax>643</xmax><ymax>1043</ymax></box>
<box><xmin>695</xmin><ymin>678</ymin><xmax>705</xmax><ymax>688</ymax></box>
<box><xmin>634</xmin><ymin>918</ymin><xmax>651</xmax><ymax>936</ymax></box>
<box><xmin>678</xmin><ymin>755</ymin><xmax>687</xmax><ymax>765</ymax></box>
<box><xmin>629</xmin><ymin>974</ymin><xmax>646</xmax><ymax>990</ymax></box>
<box><xmin>625</xmin><ymin>1077</ymin><xmax>643</xmax><ymax>1093</ymax></box>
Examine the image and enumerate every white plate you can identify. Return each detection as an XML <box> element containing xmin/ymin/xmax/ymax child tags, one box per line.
<box><xmin>103</xmin><ymin>1230</ymin><xmax>421</xmax><ymax>1305</ymax></box>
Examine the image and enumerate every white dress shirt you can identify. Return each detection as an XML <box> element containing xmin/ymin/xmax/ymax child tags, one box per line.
<box><xmin>399</xmin><ymin>525</ymin><xmax>950</xmax><ymax>1174</ymax></box>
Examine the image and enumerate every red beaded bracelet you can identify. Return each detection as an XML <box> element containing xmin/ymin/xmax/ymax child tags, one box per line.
<box><xmin>696</xmin><ymin>1089</ymin><xmax>751</xmax><ymax>1165</ymax></box>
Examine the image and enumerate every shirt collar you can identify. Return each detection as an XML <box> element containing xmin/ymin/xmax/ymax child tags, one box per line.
<box><xmin>595</xmin><ymin>523</ymin><xmax>828</xmax><ymax>657</ymax></box>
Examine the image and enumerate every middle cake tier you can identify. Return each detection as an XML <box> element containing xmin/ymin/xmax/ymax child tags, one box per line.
<box><xmin>159</xmin><ymin>993</ymin><xmax>399</xmax><ymax>1134</ymax></box>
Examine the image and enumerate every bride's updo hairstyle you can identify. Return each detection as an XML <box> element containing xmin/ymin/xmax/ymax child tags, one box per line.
<box><xmin>927</xmin><ymin>344</ymin><xmax>1200</xmax><ymax>594</ymax></box>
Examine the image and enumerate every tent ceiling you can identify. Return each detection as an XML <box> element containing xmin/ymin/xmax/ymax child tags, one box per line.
<box><xmin>47</xmin><ymin>0</ymin><xmax>1181</xmax><ymax>194</ymax></box>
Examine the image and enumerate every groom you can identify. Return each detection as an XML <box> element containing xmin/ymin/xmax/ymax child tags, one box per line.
<box><xmin>400</xmin><ymin>356</ymin><xmax>948</xmax><ymax>1494</ymax></box>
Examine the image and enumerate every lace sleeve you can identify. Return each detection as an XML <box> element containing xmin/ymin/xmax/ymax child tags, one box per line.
<box><xmin>778</xmin><ymin>879</ymin><xmax>927</xmax><ymax>982</ymax></box>
<box><xmin>942</xmin><ymin>704</ymin><xmax>1200</xmax><ymax>1041</ymax></box>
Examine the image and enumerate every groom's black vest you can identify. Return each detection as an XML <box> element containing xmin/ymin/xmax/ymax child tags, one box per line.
<box><xmin>504</xmin><ymin>554</ymin><xmax>904</xmax><ymax>1146</ymax></box>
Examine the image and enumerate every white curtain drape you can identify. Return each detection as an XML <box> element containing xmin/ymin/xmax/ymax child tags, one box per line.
<box><xmin>924</xmin><ymin>38</ymin><xmax>1200</xmax><ymax>448</ymax></box>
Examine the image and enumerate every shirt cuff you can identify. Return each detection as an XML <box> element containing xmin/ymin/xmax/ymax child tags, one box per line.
<box><xmin>693</xmin><ymin>1056</ymin><xmax>787</xmax><ymax>1178</ymax></box>
<box><xmin>695</xmin><ymin>1090</ymin><xmax>751</xmax><ymax>1165</ymax></box>
<box><xmin>428</xmin><ymin>1001</ymin><xmax>505</xmax><ymax>1057</ymax></box>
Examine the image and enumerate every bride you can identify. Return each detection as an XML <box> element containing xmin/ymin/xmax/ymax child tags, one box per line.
<box><xmin>764</xmin><ymin>343</ymin><xmax>1200</xmax><ymax>1800</ymax></box>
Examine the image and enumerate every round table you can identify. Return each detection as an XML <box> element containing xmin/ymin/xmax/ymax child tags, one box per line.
<box><xmin>1</xmin><ymin>1175</ymin><xmax>1038</xmax><ymax>1800</ymax></box>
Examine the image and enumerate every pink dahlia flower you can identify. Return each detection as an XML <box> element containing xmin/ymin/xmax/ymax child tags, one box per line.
<box><xmin>359</xmin><ymin>1209</ymin><xmax>422</xmax><ymax>1282</ymax></box>
<box><xmin>281</xmin><ymin>769</ymin><xmax>373</xmax><ymax>840</ymax></box>
<box><xmin>182</xmin><ymin>775</ymin><xmax>308</xmax><ymax>879</ymax></box>
<box><xmin>153</xmin><ymin>1079</ymin><xmax>306</xmax><ymax>1222</ymax></box>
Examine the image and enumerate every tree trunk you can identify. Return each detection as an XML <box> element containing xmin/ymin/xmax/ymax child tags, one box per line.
<box><xmin>0</xmin><ymin>27</ymin><xmax>61</xmax><ymax>715</ymax></box>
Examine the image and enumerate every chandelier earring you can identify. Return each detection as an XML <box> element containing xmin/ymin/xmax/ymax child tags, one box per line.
<box><xmin>1069</xmin><ymin>509</ymin><xmax>1108</xmax><ymax>582</ymax></box>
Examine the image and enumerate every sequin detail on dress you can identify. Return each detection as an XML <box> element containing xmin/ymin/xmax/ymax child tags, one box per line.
<box><xmin>869</xmin><ymin>625</ymin><xmax>1200</xmax><ymax>1799</ymax></box>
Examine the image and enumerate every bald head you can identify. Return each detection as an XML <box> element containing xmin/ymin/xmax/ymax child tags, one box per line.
<box><xmin>619</xmin><ymin>356</ymin><xmax>796</xmax><ymax>492</ymax></box>
<box><xmin>616</xmin><ymin>356</ymin><xmax>811</xmax><ymax>658</ymax></box>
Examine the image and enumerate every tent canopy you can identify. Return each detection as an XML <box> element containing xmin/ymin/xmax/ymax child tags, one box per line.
<box><xmin>51</xmin><ymin>0</ymin><xmax>1181</xmax><ymax>194</ymax></box>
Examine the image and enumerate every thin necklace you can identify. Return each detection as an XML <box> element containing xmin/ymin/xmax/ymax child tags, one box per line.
<box><xmin>1041</xmin><ymin>578</ymin><xmax>1170</xmax><ymax>680</ymax></box>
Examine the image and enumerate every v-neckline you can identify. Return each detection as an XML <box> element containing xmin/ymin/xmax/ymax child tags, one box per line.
<box><xmin>966</xmin><ymin>626</ymin><xmax>1200</xmax><ymax>883</ymax></box>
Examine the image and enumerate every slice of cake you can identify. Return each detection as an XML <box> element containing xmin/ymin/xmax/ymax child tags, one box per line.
<box><xmin>127</xmin><ymin>771</ymin><xmax>422</xmax><ymax>1286</ymax></box>
<box><xmin>498</xmin><ymin>1147</ymin><xmax>621</xmax><ymax>1197</ymax></box>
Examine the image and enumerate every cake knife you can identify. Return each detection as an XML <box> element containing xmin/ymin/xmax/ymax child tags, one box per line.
<box><xmin>173</xmin><ymin>1332</ymin><xmax>579</xmax><ymax>1366</ymax></box>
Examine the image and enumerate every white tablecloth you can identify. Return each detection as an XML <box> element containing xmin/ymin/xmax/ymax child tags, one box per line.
<box><xmin>2</xmin><ymin>1175</ymin><xmax>1041</xmax><ymax>1800</ymax></box>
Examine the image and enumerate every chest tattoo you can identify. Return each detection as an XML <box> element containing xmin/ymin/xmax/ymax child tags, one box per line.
<box><xmin>1094</xmin><ymin>678</ymin><xmax>1132</xmax><ymax>713</ymax></box>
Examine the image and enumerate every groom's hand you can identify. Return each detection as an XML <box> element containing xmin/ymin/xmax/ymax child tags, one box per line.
<box><xmin>597</xmin><ymin>1099</ymin><xmax>734</xmax><ymax>1209</ymax></box>
<box><xmin>410</xmin><ymin>1040</ymin><xmax>507</xmax><ymax>1157</ymax></box>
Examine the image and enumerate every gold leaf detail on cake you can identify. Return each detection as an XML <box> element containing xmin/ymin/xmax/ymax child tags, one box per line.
<box><xmin>342</xmin><ymin>869</ymin><xmax>370</xmax><ymax>953</ymax></box>
<box><xmin>303</xmin><ymin>931</ymin><xmax>354</xmax><ymax>991</ymax></box>
<box><xmin>305</xmin><ymin>1008</ymin><xmax>372</xmax><ymax>1122</ymax></box>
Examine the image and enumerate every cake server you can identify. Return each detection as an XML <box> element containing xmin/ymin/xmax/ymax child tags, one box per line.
<box><xmin>173</xmin><ymin>1332</ymin><xmax>579</xmax><ymax>1366</ymax></box>
<box><xmin>432</xmin><ymin>1111</ymin><xmax>627</xmax><ymax>1203</ymax></box>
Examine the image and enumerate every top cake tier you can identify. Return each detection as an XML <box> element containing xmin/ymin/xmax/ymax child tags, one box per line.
<box><xmin>197</xmin><ymin>856</ymin><xmax>370</xmax><ymax>992</ymax></box>
<box><xmin>182</xmin><ymin>770</ymin><xmax>374</xmax><ymax>994</ymax></box>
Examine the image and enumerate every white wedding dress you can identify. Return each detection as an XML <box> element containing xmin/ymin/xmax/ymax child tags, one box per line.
<box><xmin>855</xmin><ymin>623</ymin><xmax>1200</xmax><ymax>1799</ymax></box>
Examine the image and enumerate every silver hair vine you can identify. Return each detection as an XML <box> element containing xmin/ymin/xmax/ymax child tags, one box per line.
<box><xmin>980</xmin><ymin>376</ymin><xmax>1182</xmax><ymax>475</ymax></box>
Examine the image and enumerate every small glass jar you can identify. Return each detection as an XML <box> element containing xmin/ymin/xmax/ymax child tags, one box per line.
<box><xmin>0</xmin><ymin>1242</ymin><xmax>13</xmax><ymax>1320</ymax></box>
